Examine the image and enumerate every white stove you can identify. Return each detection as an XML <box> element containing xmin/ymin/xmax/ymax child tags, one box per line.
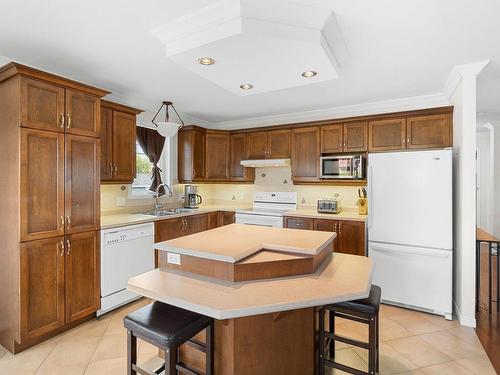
<box><xmin>236</xmin><ymin>192</ymin><xmax>297</xmax><ymax>227</ymax></box>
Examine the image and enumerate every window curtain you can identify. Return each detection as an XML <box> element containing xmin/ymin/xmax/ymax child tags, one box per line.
<box><xmin>136</xmin><ymin>127</ymin><xmax>166</xmax><ymax>196</ymax></box>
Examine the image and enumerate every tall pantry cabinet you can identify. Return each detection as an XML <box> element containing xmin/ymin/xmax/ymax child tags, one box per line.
<box><xmin>0</xmin><ymin>63</ymin><xmax>108</xmax><ymax>353</ymax></box>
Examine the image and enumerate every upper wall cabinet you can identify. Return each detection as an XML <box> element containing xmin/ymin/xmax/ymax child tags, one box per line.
<box><xmin>245</xmin><ymin>129</ymin><xmax>290</xmax><ymax>159</ymax></box>
<box><xmin>178</xmin><ymin>127</ymin><xmax>206</xmax><ymax>182</ymax></box>
<box><xmin>20</xmin><ymin>78</ymin><xmax>101</xmax><ymax>137</ymax></box>
<box><xmin>100</xmin><ymin>100</ymin><xmax>143</xmax><ymax>184</ymax></box>
<box><xmin>368</xmin><ymin>118</ymin><xmax>407</xmax><ymax>151</ymax></box>
<box><xmin>320</xmin><ymin>122</ymin><xmax>368</xmax><ymax>154</ymax></box>
<box><xmin>205</xmin><ymin>132</ymin><xmax>230</xmax><ymax>181</ymax></box>
<box><xmin>406</xmin><ymin>114</ymin><xmax>452</xmax><ymax>149</ymax></box>
<box><xmin>229</xmin><ymin>133</ymin><xmax>255</xmax><ymax>182</ymax></box>
<box><xmin>291</xmin><ymin>127</ymin><xmax>320</xmax><ymax>182</ymax></box>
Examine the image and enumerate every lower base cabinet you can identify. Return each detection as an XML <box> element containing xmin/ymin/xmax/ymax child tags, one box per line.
<box><xmin>219</xmin><ymin>211</ymin><xmax>235</xmax><ymax>226</ymax></box>
<box><xmin>20</xmin><ymin>231</ymin><xmax>100</xmax><ymax>343</ymax></box>
<box><xmin>284</xmin><ymin>217</ymin><xmax>366</xmax><ymax>256</ymax></box>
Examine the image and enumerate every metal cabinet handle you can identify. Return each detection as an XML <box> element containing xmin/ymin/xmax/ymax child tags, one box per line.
<box><xmin>66</xmin><ymin>239</ymin><xmax>71</xmax><ymax>255</ymax></box>
<box><xmin>66</xmin><ymin>216</ymin><xmax>71</xmax><ymax>230</ymax></box>
<box><xmin>339</xmin><ymin>222</ymin><xmax>342</xmax><ymax>232</ymax></box>
<box><xmin>114</xmin><ymin>164</ymin><xmax>118</xmax><ymax>175</ymax></box>
<box><xmin>192</xmin><ymin>169</ymin><xmax>196</xmax><ymax>178</ymax></box>
<box><xmin>59</xmin><ymin>240</ymin><xmax>64</xmax><ymax>257</ymax></box>
<box><xmin>60</xmin><ymin>216</ymin><xmax>65</xmax><ymax>229</ymax></box>
<box><xmin>60</xmin><ymin>113</ymin><xmax>65</xmax><ymax>128</ymax></box>
<box><xmin>66</xmin><ymin>113</ymin><xmax>71</xmax><ymax>128</ymax></box>
<box><xmin>407</xmin><ymin>137</ymin><xmax>410</xmax><ymax>145</ymax></box>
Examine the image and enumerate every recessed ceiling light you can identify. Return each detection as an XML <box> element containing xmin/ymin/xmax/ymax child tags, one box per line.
<box><xmin>302</xmin><ymin>70</ymin><xmax>317</xmax><ymax>78</ymax></box>
<box><xmin>197</xmin><ymin>57</ymin><xmax>215</xmax><ymax>65</ymax></box>
<box><xmin>240</xmin><ymin>83</ymin><xmax>253</xmax><ymax>90</ymax></box>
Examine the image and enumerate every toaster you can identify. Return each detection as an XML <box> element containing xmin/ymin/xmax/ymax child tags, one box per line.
<box><xmin>317</xmin><ymin>198</ymin><xmax>341</xmax><ymax>214</ymax></box>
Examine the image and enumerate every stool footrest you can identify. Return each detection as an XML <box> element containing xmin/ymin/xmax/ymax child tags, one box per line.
<box><xmin>329</xmin><ymin>310</ymin><xmax>370</xmax><ymax>324</ymax></box>
<box><xmin>324</xmin><ymin>332</ymin><xmax>370</xmax><ymax>350</ymax></box>
<box><xmin>132</xmin><ymin>363</ymin><xmax>165</xmax><ymax>375</ymax></box>
<box><xmin>186</xmin><ymin>338</ymin><xmax>207</xmax><ymax>353</ymax></box>
<box><xmin>323</xmin><ymin>357</ymin><xmax>370</xmax><ymax>375</ymax></box>
<box><xmin>176</xmin><ymin>362</ymin><xmax>204</xmax><ymax>375</ymax></box>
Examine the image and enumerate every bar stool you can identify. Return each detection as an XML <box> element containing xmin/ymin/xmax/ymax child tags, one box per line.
<box><xmin>319</xmin><ymin>285</ymin><xmax>381</xmax><ymax>375</ymax></box>
<box><xmin>123</xmin><ymin>301</ymin><xmax>214</xmax><ymax>375</ymax></box>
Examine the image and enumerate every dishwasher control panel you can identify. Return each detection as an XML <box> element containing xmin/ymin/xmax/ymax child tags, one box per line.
<box><xmin>103</xmin><ymin>224</ymin><xmax>154</xmax><ymax>245</ymax></box>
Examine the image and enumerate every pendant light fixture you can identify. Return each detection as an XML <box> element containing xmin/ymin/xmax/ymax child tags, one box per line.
<box><xmin>152</xmin><ymin>101</ymin><xmax>185</xmax><ymax>137</ymax></box>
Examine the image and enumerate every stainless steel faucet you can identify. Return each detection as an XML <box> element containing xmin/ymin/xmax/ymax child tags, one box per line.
<box><xmin>155</xmin><ymin>183</ymin><xmax>173</xmax><ymax>209</ymax></box>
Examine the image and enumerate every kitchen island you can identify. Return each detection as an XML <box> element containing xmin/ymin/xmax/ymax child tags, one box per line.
<box><xmin>128</xmin><ymin>224</ymin><xmax>373</xmax><ymax>375</ymax></box>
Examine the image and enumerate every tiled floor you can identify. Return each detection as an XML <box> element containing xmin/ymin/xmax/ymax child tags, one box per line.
<box><xmin>0</xmin><ymin>299</ymin><xmax>496</xmax><ymax>375</ymax></box>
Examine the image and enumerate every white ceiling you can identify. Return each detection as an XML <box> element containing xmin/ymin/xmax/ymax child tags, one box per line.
<box><xmin>0</xmin><ymin>0</ymin><xmax>499</xmax><ymax>128</ymax></box>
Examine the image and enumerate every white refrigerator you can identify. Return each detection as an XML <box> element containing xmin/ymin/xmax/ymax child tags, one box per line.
<box><xmin>367</xmin><ymin>149</ymin><xmax>453</xmax><ymax>319</ymax></box>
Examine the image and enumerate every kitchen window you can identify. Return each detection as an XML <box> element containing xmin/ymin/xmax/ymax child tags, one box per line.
<box><xmin>130</xmin><ymin>140</ymin><xmax>170</xmax><ymax>197</ymax></box>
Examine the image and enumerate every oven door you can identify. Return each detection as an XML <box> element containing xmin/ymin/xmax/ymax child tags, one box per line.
<box><xmin>235</xmin><ymin>213</ymin><xmax>284</xmax><ymax>227</ymax></box>
<box><xmin>321</xmin><ymin>156</ymin><xmax>359</xmax><ymax>179</ymax></box>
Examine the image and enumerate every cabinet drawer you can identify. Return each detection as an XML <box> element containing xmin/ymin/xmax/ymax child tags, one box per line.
<box><xmin>284</xmin><ymin>217</ymin><xmax>314</xmax><ymax>230</ymax></box>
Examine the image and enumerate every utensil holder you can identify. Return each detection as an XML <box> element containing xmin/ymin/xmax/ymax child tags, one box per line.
<box><xmin>358</xmin><ymin>198</ymin><xmax>368</xmax><ymax>215</ymax></box>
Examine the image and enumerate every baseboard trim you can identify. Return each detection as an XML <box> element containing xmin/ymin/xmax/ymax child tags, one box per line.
<box><xmin>453</xmin><ymin>299</ymin><xmax>476</xmax><ymax>327</ymax></box>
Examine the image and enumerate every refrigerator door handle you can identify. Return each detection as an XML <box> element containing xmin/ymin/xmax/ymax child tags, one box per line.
<box><xmin>370</xmin><ymin>246</ymin><xmax>450</xmax><ymax>258</ymax></box>
<box><xmin>367</xmin><ymin>165</ymin><xmax>373</xmax><ymax>229</ymax></box>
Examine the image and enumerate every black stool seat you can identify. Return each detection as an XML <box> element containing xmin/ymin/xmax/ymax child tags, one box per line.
<box><xmin>332</xmin><ymin>285</ymin><xmax>381</xmax><ymax>315</ymax></box>
<box><xmin>124</xmin><ymin>301</ymin><xmax>212</xmax><ymax>348</ymax></box>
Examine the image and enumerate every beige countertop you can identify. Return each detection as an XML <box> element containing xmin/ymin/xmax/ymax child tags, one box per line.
<box><xmin>285</xmin><ymin>208</ymin><xmax>367</xmax><ymax>221</ymax></box>
<box><xmin>154</xmin><ymin>223</ymin><xmax>335</xmax><ymax>263</ymax></box>
<box><xmin>128</xmin><ymin>253</ymin><xmax>373</xmax><ymax>319</ymax></box>
<box><xmin>100</xmin><ymin>204</ymin><xmax>251</xmax><ymax>230</ymax></box>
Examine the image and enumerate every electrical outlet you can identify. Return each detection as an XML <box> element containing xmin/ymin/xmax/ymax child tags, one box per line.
<box><xmin>116</xmin><ymin>196</ymin><xmax>126</xmax><ymax>207</ymax></box>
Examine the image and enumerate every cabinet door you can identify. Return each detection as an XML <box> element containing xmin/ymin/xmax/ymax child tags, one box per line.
<box><xmin>246</xmin><ymin>131</ymin><xmax>268</xmax><ymax>159</ymax></box>
<box><xmin>20</xmin><ymin>237</ymin><xmax>65</xmax><ymax>341</ymax></box>
<box><xmin>321</xmin><ymin>124</ymin><xmax>343</xmax><ymax>154</ymax></box>
<box><xmin>314</xmin><ymin>219</ymin><xmax>339</xmax><ymax>250</ymax></box>
<box><xmin>65</xmin><ymin>89</ymin><xmax>100</xmax><ymax>137</ymax></box>
<box><xmin>20</xmin><ymin>77</ymin><xmax>65</xmax><ymax>132</ymax></box>
<box><xmin>207</xmin><ymin>211</ymin><xmax>220</xmax><ymax>229</ymax></box>
<box><xmin>230</xmin><ymin>134</ymin><xmax>254</xmax><ymax>181</ymax></box>
<box><xmin>368</xmin><ymin>118</ymin><xmax>406</xmax><ymax>151</ymax></box>
<box><xmin>219</xmin><ymin>211</ymin><xmax>235</xmax><ymax>226</ymax></box>
<box><xmin>99</xmin><ymin>107</ymin><xmax>113</xmax><ymax>180</ymax></box>
<box><xmin>155</xmin><ymin>218</ymin><xmax>184</xmax><ymax>242</ymax></box>
<box><xmin>20</xmin><ymin>128</ymin><xmax>65</xmax><ymax>241</ymax></box>
<box><xmin>205</xmin><ymin>133</ymin><xmax>229</xmax><ymax>180</ymax></box>
<box><xmin>65</xmin><ymin>135</ymin><xmax>100</xmax><ymax>234</ymax></box>
<box><xmin>65</xmin><ymin>231</ymin><xmax>100</xmax><ymax>322</ymax></box>
<box><xmin>185</xmin><ymin>214</ymin><xmax>208</xmax><ymax>235</ymax></box>
<box><xmin>344</xmin><ymin>122</ymin><xmax>368</xmax><ymax>152</ymax></box>
<box><xmin>284</xmin><ymin>217</ymin><xmax>314</xmax><ymax>230</ymax></box>
<box><xmin>336</xmin><ymin>220</ymin><xmax>365</xmax><ymax>256</ymax></box>
<box><xmin>406</xmin><ymin>114</ymin><xmax>452</xmax><ymax>149</ymax></box>
<box><xmin>268</xmin><ymin>129</ymin><xmax>290</xmax><ymax>158</ymax></box>
<box><xmin>112</xmin><ymin>110</ymin><xmax>136</xmax><ymax>183</ymax></box>
<box><xmin>291</xmin><ymin>127</ymin><xmax>320</xmax><ymax>181</ymax></box>
<box><xmin>192</xmin><ymin>131</ymin><xmax>206</xmax><ymax>181</ymax></box>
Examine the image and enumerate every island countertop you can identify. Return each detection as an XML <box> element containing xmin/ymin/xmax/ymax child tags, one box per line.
<box><xmin>153</xmin><ymin>223</ymin><xmax>336</xmax><ymax>263</ymax></box>
<box><xmin>128</xmin><ymin>253</ymin><xmax>373</xmax><ymax>320</ymax></box>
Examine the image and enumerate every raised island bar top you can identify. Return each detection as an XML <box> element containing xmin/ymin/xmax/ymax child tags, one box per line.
<box><xmin>128</xmin><ymin>224</ymin><xmax>373</xmax><ymax>375</ymax></box>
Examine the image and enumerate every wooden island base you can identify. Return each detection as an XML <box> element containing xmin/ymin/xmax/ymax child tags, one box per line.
<box><xmin>167</xmin><ymin>307</ymin><xmax>315</xmax><ymax>375</ymax></box>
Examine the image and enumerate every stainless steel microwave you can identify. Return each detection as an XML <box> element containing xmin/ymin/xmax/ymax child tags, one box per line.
<box><xmin>320</xmin><ymin>154</ymin><xmax>364</xmax><ymax>179</ymax></box>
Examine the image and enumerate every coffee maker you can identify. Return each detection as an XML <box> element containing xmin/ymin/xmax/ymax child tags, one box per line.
<box><xmin>184</xmin><ymin>185</ymin><xmax>202</xmax><ymax>209</ymax></box>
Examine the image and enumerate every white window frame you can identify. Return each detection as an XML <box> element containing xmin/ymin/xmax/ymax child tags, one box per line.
<box><xmin>128</xmin><ymin>123</ymin><xmax>176</xmax><ymax>200</ymax></box>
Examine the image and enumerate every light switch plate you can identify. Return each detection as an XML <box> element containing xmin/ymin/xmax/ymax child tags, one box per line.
<box><xmin>167</xmin><ymin>252</ymin><xmax>181</xmax><ymax>265</ymax></box>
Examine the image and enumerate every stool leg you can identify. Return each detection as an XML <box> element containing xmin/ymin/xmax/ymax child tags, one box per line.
<box><xmin>376</xmin><ymin>314</ymin><xmax>380</xmax><ymax>373</ymax></box>
<box><xmin>206</xmin><ymin>321</ymin><xmax>214</xmax><ymax>375</ymax></box>
<box><xmin>319</xmin><ymin>308</ymin><xmax>325</xmax><ymax>375</ymax></box>
<box><xmin>127</xmin><ymin>331</ymin><xmax>137</xmax><ymax>375</ymax></box>
<box><xmin>167</xmin><ymin>346</ymin><xmax>177</xmax><ymax>375</ymax></box>
<box><xmin>328</xmin><ymin>310</ymin><xmax>335</xmax><ymax>360</ymax></box>
<box><xmin>368</xmin><ymin>316</ymin><xmax>376</xmax><ymax>375</ymax></box>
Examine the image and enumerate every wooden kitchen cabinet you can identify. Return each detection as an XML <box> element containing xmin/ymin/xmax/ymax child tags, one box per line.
<box><xmin>65</xmin><ymin>231</ymin><xmax>100</xmax><ymax>323</ymax></box>
<box><xmin>229</xmin><ymin>133</ymin><xmax>255</xmax><ymax>182</ymax></box>
<box><xmin>178</xmin><ymin>127</ymin><xmax>206</xmax><ymax>182</ymax></box>
<box><xmin>313</xmin><ymin>219</ymin><xmax>339</xmax><ymax>250</ymax></box>
<box><xmin>184</xmin><ymin>214</ymin><xmax>208</xmax><ymax>235</ymax></box>
<box><xmin>368</xmin><ymin>118</ymin><xmax>406</xmax><ymax>151</ymax></box>
<box><xmin>207</xmin><ymin>211</ymin><xmax>220</xmax><ymax>229</ymax></box>
<box><xmin>65</xmin><ymin>135</ymin><xmax>100</xmax><ymax>234</ymax></box>
<box><xmin>284</xmin><ymin>217</ymin><xmax>314</xmax><ymax>230</ymax></box>
<box><xmin>65</xmin><ymin>89</ymin><xmax>100</xmax><ymax>138</ymax></box>
<box><xmin>321</xmin><ymin>124</ymin><xmax>343</xmax><ymax>154</ymax></box>
<box><xmin>336</xmin><ymin>220</ymin><xmax>365</xmax><ymax>256</ymax></box>
<box><xmin>291</xmin><ymin>127</ymin><xmax>320</xmax><ymax>182</ymax></box>
<box><xmin>219</xmin><ymin>211</ymin><xmax>235</xmax><ymax>226</ymax></box>
<box><xmin>205</xmin><ymin>132</ymin><xmax>230</xmax><ymax>181</ymax></box>
<box><xmin>20</xmin><ymin>128</ymin><xmax>65</xmax><ymax>242</ymax></box>
<box><xmin>100</xmin><ymin>100</ymin><xmax>142</xmax><ymax>184</ymax></box>
<box><xmin>406</xmin><ymin>113</ymin><xmax>452</xmax><ymax>149</ymax></box>
<box><xmin>344</xmin><ymin>122</ymin><xmax>368</xmax><ymax>152</ymax></box>
<box><xmin>20</xmin><ymin>237</ymin><xmax>66</xmax><ymax>342</ymax></box>
<box><xmin>20</xmin><ymin>77</ymin><xmax>65</xmax><ymax>132</ymax></box>
<box><xmin>245</xmin><ymin>130</ymin><xmax>290</xmax><ymax>159</ymax></box>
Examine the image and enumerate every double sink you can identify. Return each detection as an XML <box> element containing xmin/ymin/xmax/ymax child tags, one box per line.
<box><xmin>140</xmin><ymin>208</ymin><xmax>198</xmax><ymax>217</ymax></box>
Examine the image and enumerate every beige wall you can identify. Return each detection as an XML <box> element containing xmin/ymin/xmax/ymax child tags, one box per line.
<box><xmin>101</xmin><ymin>167</ymin><xmax>364</xmax><ymax>213</ymax></box>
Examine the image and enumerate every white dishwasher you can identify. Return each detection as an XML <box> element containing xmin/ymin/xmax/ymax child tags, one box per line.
<box><xmin>98</xmin><ymin>222</ymin><xmax>155</xmax><ymax>316</ymax></box>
